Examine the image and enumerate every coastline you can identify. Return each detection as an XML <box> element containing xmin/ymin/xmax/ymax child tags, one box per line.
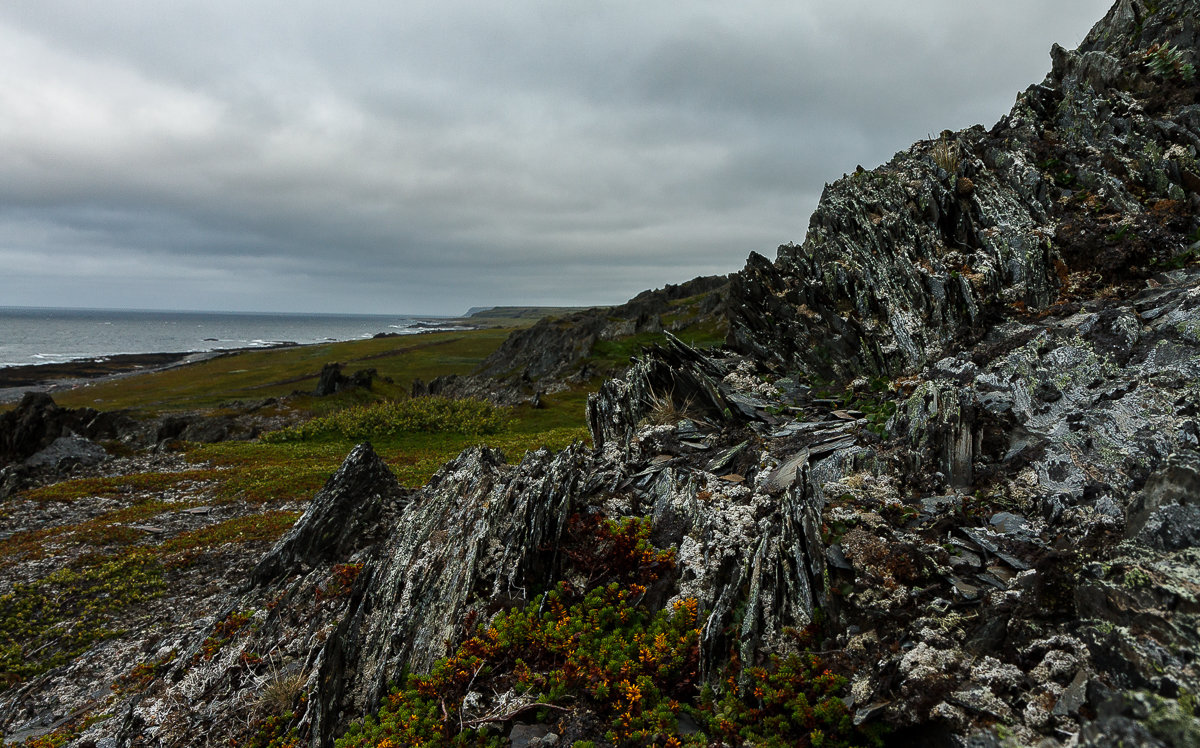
<box><xmin>0</xmin><ymin>349</ymin><xmax>242</xmax><ymax>405</ymax></box>
<box><xmin>0</xmin><ymin>308</ymin><xmax>584</xmax><ymax>406</ymax></box>
<box><xmin>0</xmin><ymin>320</ymin><xmax>488</xmax><ymax>405</ymax></box>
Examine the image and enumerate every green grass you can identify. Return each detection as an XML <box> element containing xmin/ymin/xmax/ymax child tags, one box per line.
<box><xmin>263</xmin><ymin>397</ymin><xmax>511</xmax><ymax>443</ymax></box>
<box><xmin>50</xmin><ymin>329</ymin><xmax>521</xmax><ymax>414</ymax></box>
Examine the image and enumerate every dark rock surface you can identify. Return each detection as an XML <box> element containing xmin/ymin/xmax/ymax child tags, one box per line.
<box><xmin>468</xmin><ymin>275</ymin><xmax>729</xmax><ymax>396</ymax></box>
<box><xmin>0</xmin><ymin>392</ymin><xmax>135</xmax><ymax>467</ymax></box>
<box><xmin>728</xmin><ymin>0</ymin><xmax>1200</xmax><ymax>381</ymax></box>
<box><xmin>312</xmin><ymin>362</ymin><xmax>386</xmax><ymax>396</ymax></box>
<box><xmin>252</xmin><ymin>443</ymin><xmax>407</xmax><ymax>586</ymax></box>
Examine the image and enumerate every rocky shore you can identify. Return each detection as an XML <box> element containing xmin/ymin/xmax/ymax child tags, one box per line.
<box><xmin>3</xmin><ymin>1</ymin><xmax>1200</xmax><ymax>746</ymax></box>
<box><xmin>0</xmin><ymin>353</ymin><xmax>201</xmax><ymax>403</ymax></box>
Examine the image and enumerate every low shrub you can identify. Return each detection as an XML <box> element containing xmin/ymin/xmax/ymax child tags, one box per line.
<box><xmin>262</xmin><ymin>397</ymin><xmax>510</xmax><ymax>443</ymax></box>
<box><xmin>336</xmin><ymin>584</ymin><xmax>703</xmax><ymax>748</ymax></box>
<box><xmin>335</xmin><ymin>517</ymin><xmax>867</xmax><ymax>747</ymax></box>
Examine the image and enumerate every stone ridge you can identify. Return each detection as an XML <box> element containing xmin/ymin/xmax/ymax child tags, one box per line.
<box><xmin>728</xmin><ymin>0</ymin><xmax>1199</xmax><ymax>381</ymax></box>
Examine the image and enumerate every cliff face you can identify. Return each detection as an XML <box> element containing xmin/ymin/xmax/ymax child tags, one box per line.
<box><xmin>4</xmin><ymin>1</ymin><xmax>1200</xmax><ymax>746</ymax></box>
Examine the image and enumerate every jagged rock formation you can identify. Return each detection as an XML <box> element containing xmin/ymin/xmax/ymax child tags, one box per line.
<box><xmin>0</xmin><ymin>392</ymin><xmax>134</xmax><ymax>467</ymax></box>
<box><xmin>419</xmin><ymin>276</ymin><xmax>728</xmax><ymax>407</ymax></box>
<box><xmin>729</xmin><ymin>0</ymin><xmax>1200</xmax><ymax>382</ymax></box>
<box><xmin>5</xmin><ymin>1</ymin><xmax>1200</xmax><ymax>746</ymax></box>
<box><xmin>252</xmin><ymin>443</ymin><xmax>407</xmax><ymax>586</ymax></box>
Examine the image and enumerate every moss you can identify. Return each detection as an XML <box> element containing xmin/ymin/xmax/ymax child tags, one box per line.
<box><xmin>1124</xmin><ymin>566</ymin><xmax>1153</xmax><ymax>589</ymax></box>
<box><xmin>1142</xmin><ymin>691</ymin><xmax>1200</xmax><ymax>747</ymax></box>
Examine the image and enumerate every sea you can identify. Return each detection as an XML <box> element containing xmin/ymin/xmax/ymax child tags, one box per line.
<box><xmin>0</xmin><ymin>307</ymin><xmax>464</xmax><ymax>369</ymax></box>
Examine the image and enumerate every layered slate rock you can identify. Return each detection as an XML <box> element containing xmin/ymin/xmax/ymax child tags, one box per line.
<box><xmin>309</xmin><ymin>444</ymin><xmax>596</xmax><ymax>744</ymax></box>
<box><xmin>253</xmin><ymin>443</ymin><xmax>407</xmax><ymax>585</ymax></box>
<box><xmin>729</xmin><ymin>0</ymin><xmax>1200</xmax><ymax>380</ymax></box>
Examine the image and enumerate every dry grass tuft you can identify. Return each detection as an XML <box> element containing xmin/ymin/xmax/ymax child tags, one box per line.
<box><xmin>931</xmin><ymin>134</ymin><xmax>961</xmax><ymax>176</ymax></box>
<box><xmin>256</xmin><ymin>667</ymin><xmax>306</xmax><ymax>715</ymax></box>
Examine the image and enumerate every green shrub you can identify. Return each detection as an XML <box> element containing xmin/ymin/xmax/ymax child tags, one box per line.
<box><xmin>335</xmin><ymin>516</ymin><xmax>868</xmax><ymax>747</ymax></box>
<box><xmin>262</xmin><ymin>397</ymin><xmax>510</xmax><ymax>443</ymax></box>
<box><xmin>1144</xmin><ymin>42</ymin><xmax>1195</xmax><ymax>81</ymax></box>
<box><xmin>336</xmin><ymin>583</ymin><xmax>704</xmax><ymax>748</ymax></box>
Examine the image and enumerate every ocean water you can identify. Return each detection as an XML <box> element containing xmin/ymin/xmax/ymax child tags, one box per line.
<box><xmin>0</xmin><ymin>307</ymin><xmax>462</xmax><ymax>368</ymax></box>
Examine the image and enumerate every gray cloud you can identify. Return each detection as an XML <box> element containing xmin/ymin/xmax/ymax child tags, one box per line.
<box><xmin>0</xmin><ymin>1</ymin><xmax>1112</xmax><ymax>315</ymax></box>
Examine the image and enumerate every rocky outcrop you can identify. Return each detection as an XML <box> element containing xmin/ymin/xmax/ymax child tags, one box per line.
<box><xmin>0</xmin><ymin>392</ymin><xmax>134</xmax><ymax>467</ymax></box>
<box><xmin>475</xmin><ymin>275</ymin><xmax>729</xmax><ymax>384</ymax></box>
<box><xmin>308</xmin><ymin>444</ymin><xmax>593</xmax><ymax>743</ymax></box>
<box><xmin>252</xmin><ymin>443</ymin><xmax>407</xmax><ymax>586</ymax></box>
<box><xmin>729</xmin><ymin>0</ymin><xmax>1200</xmax><ymax>381</ymax></box>
<box><xmin>313</xmin><ymin>363</ymin><xmax>386</xmax><ymax>396</ymax></box>
<box><xmin>0</xmin><ymin>392</ymin><xmax>144</xmax><ymax>495</ymax></box>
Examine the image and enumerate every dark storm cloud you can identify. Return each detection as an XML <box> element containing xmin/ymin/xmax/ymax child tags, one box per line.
<box><xmin>0</xmin><ymin>1</ymin><xmax>1112</xmax><ymax>314</ymax></box>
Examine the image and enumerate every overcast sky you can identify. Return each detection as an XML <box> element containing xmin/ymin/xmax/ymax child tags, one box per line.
<box><xmin>0</xmin><ymin>1</ymin><xmax>1112</xmax><ymax>316</ymax></box>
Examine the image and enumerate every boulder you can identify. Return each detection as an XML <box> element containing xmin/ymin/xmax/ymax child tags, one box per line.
<box><xmin>0</xmin><ymin>392</ymin><xmax>69</xmax><ymax>465</ymax></box>
<box><xmin>313</xmin><ymin>363</ymin><xmax>385</xmax><ymax>396</ymax></box>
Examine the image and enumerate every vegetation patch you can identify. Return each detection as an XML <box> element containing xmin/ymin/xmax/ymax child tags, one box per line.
<box><xmin>0</xmin><ymin>499</ymin><xmax>182</xmax><ymax>561</ymax></box>
<box><xmin>20</xmin><ymin>470</ymin><xmax>220</xmax><ymax>503</ymax></box>
<box><xmin>262</xmin><ymin>397</ymin><xmax>511</xmax><ymax>442</ymax></box>
<box><xmin>336</xmin><ymin>517</ymin><xmax>865</xmax><ymax>748</ymax></box>
<box><xmin>51</xmin><ymin>328</ymin><xmax>520</xmax><ymax>414</ymax></box>
<box><xmin>8</xmin><ymin>711</ymin><xmax>112</xmax><ymax>748</ymax></box>
<box><xmin>160</xmin><ymin>511</ymin><xmax>301</xmax><ymax>568</ymax></box>
<box><xmin>703</xmin><ymin>646</ymin><xmax>859</xmax><ymax>747</ymax></box>
<box><xmin>194</xmin><ymin>609</ymin><xmax>256</xmax><ymax>663</ymax></box>
<box><xmin>316</xmin><ymin>563</ymin><xmax>365</xmax><ymax>602</ymax></box>
<box><xmin>0</xmin><ymin>551</ymin><xmax>165</xmax><ymax>691</ymax></box>
<box><xmin>113</xmin><ymin>650</ymin><xmax>177</xmax><ymax>695</ymax></box>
